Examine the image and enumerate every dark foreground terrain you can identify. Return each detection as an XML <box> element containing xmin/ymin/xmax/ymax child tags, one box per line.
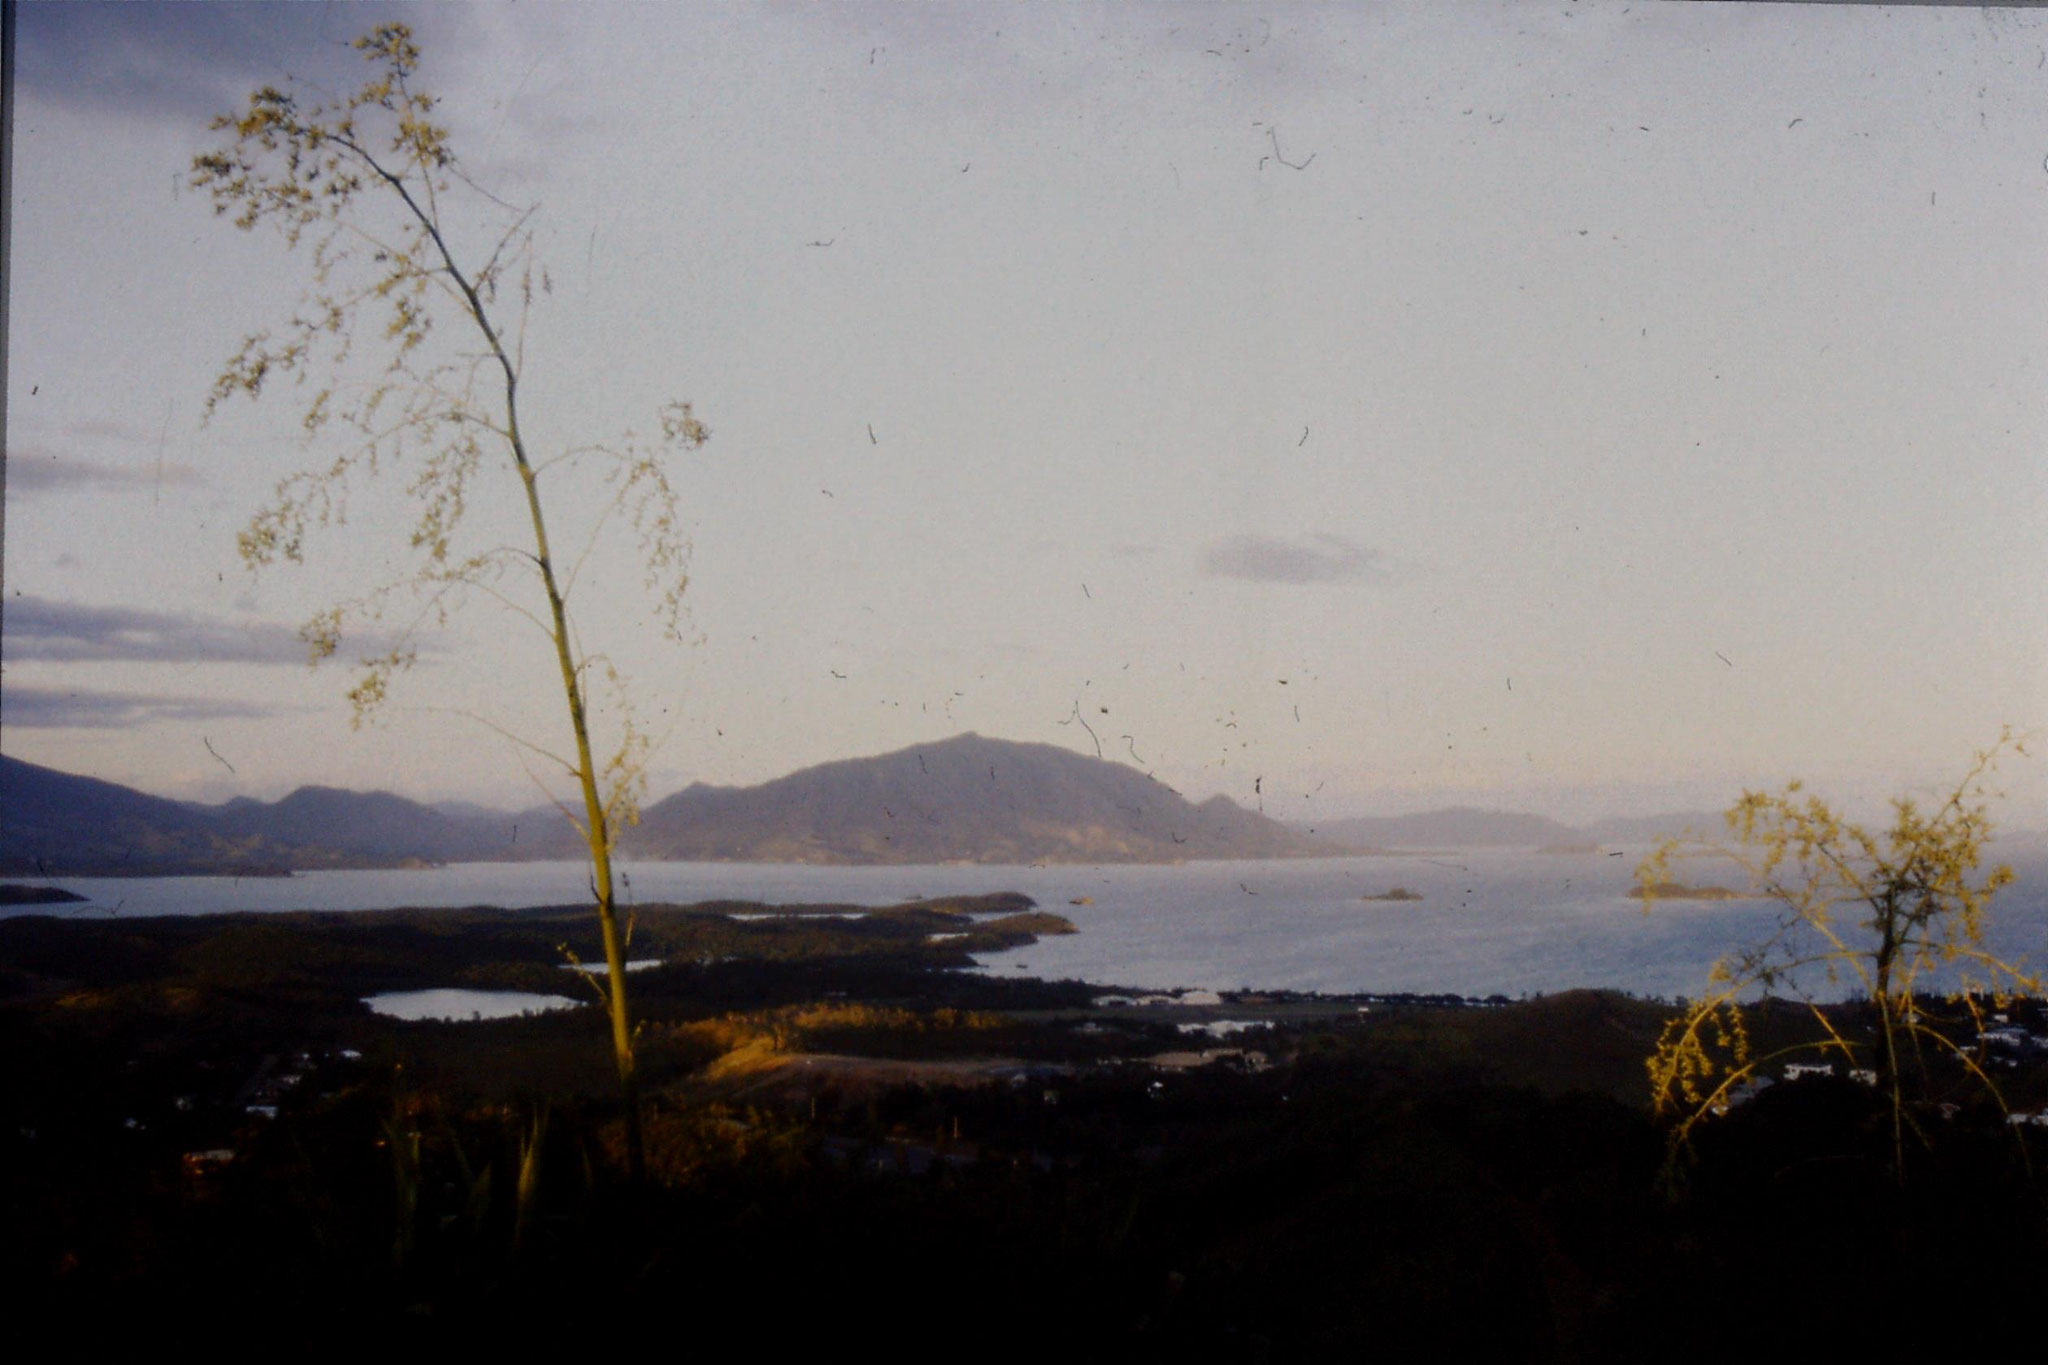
<box><xmin>5</xmin><ymin>896</ymin><xmax>2048</xmax><ymax>1359</ymax></box>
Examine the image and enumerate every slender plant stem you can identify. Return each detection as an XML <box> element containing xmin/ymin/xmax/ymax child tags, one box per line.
<box><xmin>355</xmin><ymin>133</ymin><xmax>646</xmax><ymax>1180</ymax></box>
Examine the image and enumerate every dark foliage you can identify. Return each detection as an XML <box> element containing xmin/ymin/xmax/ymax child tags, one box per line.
<box><xmin>6</xmin><ymin>910</ymin><xmax>2046</xmax><ymax>1358</ymax></box>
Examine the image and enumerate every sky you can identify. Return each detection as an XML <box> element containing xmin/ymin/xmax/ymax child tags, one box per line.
<box><xmin>3</xmin><ymin>1</ymin><xmax>2045</xmax><ymax>825</ymax></box>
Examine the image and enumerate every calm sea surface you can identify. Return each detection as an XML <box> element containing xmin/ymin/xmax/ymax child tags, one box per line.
<box><xmin>8</xmin><ymin>849</ymin><xmax>2046</xmax><ymax>1000</ymax></box>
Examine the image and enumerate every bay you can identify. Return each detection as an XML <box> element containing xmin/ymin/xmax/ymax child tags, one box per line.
<box><xmin>7</xmin><ymin>849</ymin><xmax>2045</xmax><ymax>1001</ymax></box>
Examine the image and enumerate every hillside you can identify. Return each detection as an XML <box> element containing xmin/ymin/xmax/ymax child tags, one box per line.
<box><xmin>620</xmin><ymin>733</ymin><xmax>1322</xmax><ymax>865</ymax></box>
<box><xmin>0</xmin><ymin>754</ymin><xmax>302</xmax><ymax>876</ymax></box>
<box><xmin>203</xmin><ymin>786</ymin><xmax>522</xmax><ymax>865</ymax></box>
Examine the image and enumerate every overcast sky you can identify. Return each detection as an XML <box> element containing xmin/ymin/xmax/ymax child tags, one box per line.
<box><xmin>4</xmin><ymin>1</ymin><xmax>2044</xmax><ymax>824</ymax></box>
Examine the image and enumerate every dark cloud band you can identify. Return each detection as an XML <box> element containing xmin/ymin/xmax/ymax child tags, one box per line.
<box><xmin>7</xmin><ymin>453</ymin><xmax>202</xmax><ymax>495</ymax></box>
<box><xmin>0</xmin><ymin>687</ymin><xmax>296</xmax><ymax>730</ymax></box>
<box><xmin>6</xmin><ymin>595</ymin><xmax>318</xmax><ymax>664</ymax></box>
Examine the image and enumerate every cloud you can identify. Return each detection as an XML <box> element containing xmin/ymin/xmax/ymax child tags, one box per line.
<box><xmin>14</xmin><ymin>2</ymin><xmax>474</xmax><ymax>121</ymax></box>
<box><xmin>783</xmin><ymin>5</ymin><xmax>1365</xmax><ymax>123</ymax></box>
<box><xmin>1199</xmin><ymin>534</ymin><xmax>1390</xmax><ymax>586</ymax></box>
<box><xmin>0</xmin><ymin>687</ymin><xmax>298</xmax><ymax>730</ymax></box>
<box><xmin>7</xmin><ymin>451</ymin><xmax>202</xmax><ymax>496</ymax></box>
<box><xmin>5</xmin><ymin>596</ymin><xmax>317</xmax><ymax>664</ymax></box>
<box><xmin>65</xmin><ymin>419</ymin><xmax>156</xmax><ymax>443</ymax></box>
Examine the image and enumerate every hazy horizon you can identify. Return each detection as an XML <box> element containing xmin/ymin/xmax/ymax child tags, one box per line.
<box><xmin>5</xmin><ymin>2</ymin><xmax>2043</xmax><ymax>829</ymax></box>
<box><xmin>11</xmin><ymin>727</ymin><xmax>2040</xmax><ymax>838</ymax></box>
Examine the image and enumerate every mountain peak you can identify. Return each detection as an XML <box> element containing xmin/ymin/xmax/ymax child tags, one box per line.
<box><xmin>629</xmin><ymin>734</ymin><xmax>1315</xmax><ymax>865</ymax></box>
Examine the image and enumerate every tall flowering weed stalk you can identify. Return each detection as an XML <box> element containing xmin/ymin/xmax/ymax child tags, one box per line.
<box><xmin>194</xmin><ymin>25</ymin><xmax>711</xmax><ymax>1177</ymax></box>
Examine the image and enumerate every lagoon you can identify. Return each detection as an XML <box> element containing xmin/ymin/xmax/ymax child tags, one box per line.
<box><xmin>363</xmin><ymin>988</ymin><xmax>582</xmax><ymax>1022</ymax></box>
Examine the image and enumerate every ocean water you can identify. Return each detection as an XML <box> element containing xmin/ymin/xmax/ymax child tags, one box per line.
<box><xmin>8</xmin><ymin>848</ymin><xmax>2046</xmax><ymax>1000</ymax></box>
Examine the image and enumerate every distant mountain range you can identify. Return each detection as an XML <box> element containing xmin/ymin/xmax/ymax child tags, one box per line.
<box><xmin>0</xmin><ymin>736</ymin><xmax>1748</xmax><ymax>879</ymax></box>
<box><xmin>0</xmin><ymin>734</ymin><xmax>1322</xmax><ymax>876</ymax></box>
<box><xmin>0</xmin><ymin>754</ymin><xmax>527</xmax><ymax>876</ymax></box>
<box><xmin>1293</xmin><ymin>806</ymin><xmax>1727</xmax><ymax>849</ymax></box>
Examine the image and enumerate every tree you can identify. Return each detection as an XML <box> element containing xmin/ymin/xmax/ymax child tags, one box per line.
<box><xmin>1640</xmin><ymin>732</ymin><xmax>2036</xmax><ymax>1179</ymax></box>
<box><xmin>192</xmin><ymin>24</ymin><xmax>705</xmax><ymax>1175</ymax></box>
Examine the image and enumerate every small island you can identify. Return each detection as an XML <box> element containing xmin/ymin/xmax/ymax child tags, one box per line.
<box><xmin>1362</xmin><ymin>887</ymin><xmax>1424</xmax><ymax>903</ymax></box>
<box><xmin>0</xmin><ymin>883</ymin><xmax>88</xmax><ymax>905</ymax></box>
<box><xmin>1630</xmin><ymin>879</ymin><xmax>1750</xmax><ymax>902</ymax></box>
